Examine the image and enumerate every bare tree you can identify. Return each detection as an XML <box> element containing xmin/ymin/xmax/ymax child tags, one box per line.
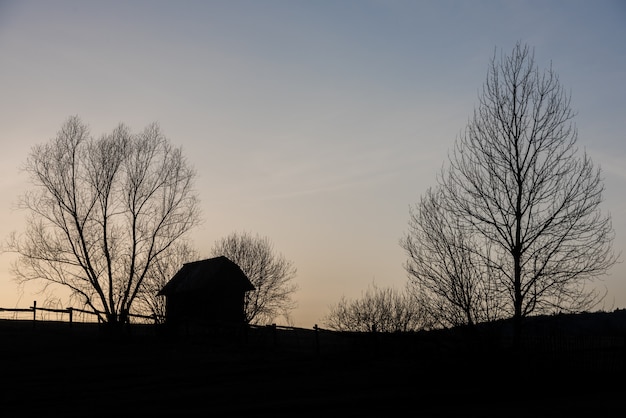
<box><xmin>401</xmin><ymin>187</ymin><xmax>506</xmax><ymax>329</ymax></box>
<box><xmin>132</xmin><ymin>241</ymin><xmax>200</xmax><ymax>323</ymax></box>
<box><xmin>323</xmin><ymin>281</ymin><xmax>429</xmax><ymax>332</ymax></box>
<box><xmin>420</xmin><ymin>42</ymin><xmax>617</xmax><ymax>337</ymax></box>
<box><xmin>6</xmin><ymin>116</ymin><xmax>201</xmax><ymax>329</ymax></box>
<box><xmin>210</xmin><ymin>231</ymin><xmax>298</xmax><ymax>325</ymax></box>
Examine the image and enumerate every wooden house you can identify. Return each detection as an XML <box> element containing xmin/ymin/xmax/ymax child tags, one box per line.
<box><xmin>157</xmin><ymin>256</ymin><xmax>254</xmax><ymax>333</ymax></box>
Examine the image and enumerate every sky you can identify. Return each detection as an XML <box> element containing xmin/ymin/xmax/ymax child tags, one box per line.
<box><xmin>0</xmin><ymin>0</ymin><xmax>625</xmax><ymax>328</ymax></box>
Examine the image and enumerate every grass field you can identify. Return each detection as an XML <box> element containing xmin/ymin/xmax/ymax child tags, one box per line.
<box><xmin>1</xmin><ymin>319</ymin><xmax>624</xmax><ymax>416</ymax></box>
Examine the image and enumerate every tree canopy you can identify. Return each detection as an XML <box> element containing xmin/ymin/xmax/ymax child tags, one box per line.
<box><xmin>7</xmin><ymin>116</ymin><xmax>201</xmax><ymax>327</ymax></box>
<box><xmin>402</xmin><ymin>43</ymin><xmax>617</xmax><ymax>335</ymax></box>
<box><xmin>211</xmin><ymin>231</ymin><xmax>298</xmax><ymax>325</ymax></box>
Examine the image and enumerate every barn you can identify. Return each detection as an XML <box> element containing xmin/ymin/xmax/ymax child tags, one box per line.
<box><xmin>157</xmin><ymin>256</ymin><xmax>255</xmax><ymax>334</ymax></box>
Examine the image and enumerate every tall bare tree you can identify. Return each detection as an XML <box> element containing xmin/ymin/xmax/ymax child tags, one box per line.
<box><xmin>323</xmin><ymin>281</ymin><xmax>428</xmax><ymax>332</ymax></box>
<box><xmin>408</xmin><ymin>42</ymin><xmax>617</xmax><ymax>338</ymax></box>
<box><xmin>210</xmin><ymin>231</ymin><xmax>298</xmax><ymax>325</ymax></box>
<box><xmin>6</xmin><ymin>116</ymin><xmax>201</xmax><ymax>328</ymax></box>
<box><xmin>401</xmin><ymin>187</ymin><xmax>506</xmax><ymax>328</ymax></box>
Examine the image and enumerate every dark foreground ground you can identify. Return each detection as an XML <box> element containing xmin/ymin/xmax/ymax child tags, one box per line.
<box><xmin>1</xmin><ymin>319</ymin><xmax>624</xmax><ymax>417</ymax></box>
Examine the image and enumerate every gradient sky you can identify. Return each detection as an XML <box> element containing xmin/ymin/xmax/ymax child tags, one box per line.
<box><xmin>1</xmin><ymin>0</ymin><xmax>624</xmax><ymax>327</ymax></box>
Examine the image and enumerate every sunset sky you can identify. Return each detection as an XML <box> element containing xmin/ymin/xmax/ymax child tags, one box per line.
<box><xmin>1</xmin><ymin>0</ymin><xmax>624</xmax><ymax>327</ymax></box>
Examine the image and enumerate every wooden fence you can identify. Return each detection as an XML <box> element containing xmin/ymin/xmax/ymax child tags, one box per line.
<box><xmin>194</xmin><ymin>322</ymin><xmax>626</xmax><ymax>374</ymax></box>
<box><xmin>1</xmin><ymin>303</ymin><xmax>625</xmax><ymax>373</ymax></box>
<box><xmin>0</xmin><ymin>300</ymin><xmax>158</xmax><ymax>326</ymax></box>
<box><xmin>0</xmin><ymin>302</ymin><xmax>374</xmax><ymax>356</ymax></box>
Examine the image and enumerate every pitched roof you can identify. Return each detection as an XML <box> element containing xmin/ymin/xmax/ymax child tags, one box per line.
<box><xmin>157</xmin><ymin>256</ymin><xmax>255</xmax><ymax>296</ymax></box>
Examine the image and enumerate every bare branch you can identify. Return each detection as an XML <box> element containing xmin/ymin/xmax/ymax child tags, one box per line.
<box><xmin>5</xmin><ymin>116</ymin><xmax>201</xmax><ymax>328</ymax></box>
<box><xmin>210</xmin><ymin>231</ymin><xmax>298</xmax><ymax>325</ymax></box>
<box><xmin>404</xmin><ymin>42</ymin><xmax>618</xmax><ymax>337</ymax></box>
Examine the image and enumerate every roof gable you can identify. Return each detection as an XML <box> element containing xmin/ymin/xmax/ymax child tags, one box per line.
<box><xmin>157</xmin><ymin>256</ymin><xmax>255</xmax><ymax>296</ymax></box>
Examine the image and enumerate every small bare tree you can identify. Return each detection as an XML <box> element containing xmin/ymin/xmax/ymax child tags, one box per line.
<box><xmin>210</xmin><ymin>231</ymin><xmax>298</xmax><ymax>325</ymax></box>
<box><xmin>417</xmin><ymin>42</ymin><xmax>617</xmax><ymax>339</ymax></box>
<box><xmin>323</xmin><ymin>282</ymin><xmax>428</xmax><ymax>332</ymax></box>
<box><xmin>401</xmin><ymin>187</ymin><xmax>506</xmax><ymax>329</ymax></box>
<box><xmin>6</xmin><ymin>116</ymin><xmax>201</xmax><ymax>329</ymax></box>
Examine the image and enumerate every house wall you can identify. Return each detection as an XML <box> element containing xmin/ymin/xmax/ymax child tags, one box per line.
<box><xmin>165</xmin><ymin>289</ymin><xmax>246</xmax><ymax>326</ymax></box>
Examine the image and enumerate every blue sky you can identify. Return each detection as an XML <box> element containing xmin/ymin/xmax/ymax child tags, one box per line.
<box><xmin>1</xmin><ymin>0</ymin><xmax>625</xmax><ymax>327</ymax></box>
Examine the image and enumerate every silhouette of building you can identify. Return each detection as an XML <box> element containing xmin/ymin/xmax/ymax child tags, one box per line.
<box><xmin>157</xmin><ymin>256</ymin><xmax>254</xmax><ymax>335</ymax></box>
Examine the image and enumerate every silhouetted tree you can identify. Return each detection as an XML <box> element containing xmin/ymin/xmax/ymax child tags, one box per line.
<box><xmin>323</xmin><ymin>282</ymin><xmax>429</xmax><ymax>332</ymax></box>
<box><xmin>210</xmin><ymin>231</ymin><xmax>298</xmax><ymax>325</ymax></box>
<box><xmin>6</xmin><ymin>116</ymin><xmax>201</xmax><ymax>329</ymax></box>
<box><xmin>401</xmin><ymin>187</ymin><xmax>506</xmax><ymax>328</ymax></box>
<box><xmin>133</xmin><ymin>241</ymin><xmax>200</xmax><ymax>323</ymax></box>
<box><xmin>404</xmin><ymin>42</ymin><xmax>617</xmax><ymax>339</ymax></box>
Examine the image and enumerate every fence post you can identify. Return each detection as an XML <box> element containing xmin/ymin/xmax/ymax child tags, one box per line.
<box><xmin>314</xmin><ymin>324</ymin><xmax>320</xmax><ymax>356</ymax></box>
<box><xmin>271</xmin><ymin>323</ymin><xmax>277</xmax><ymax>346</ymax></box>
<box><xmin>371</xmin><ymin>323</ymin><xmax>379</xmax><ymax>356</ymax></box>
<box><xmin>32</xmin><ymin>300</ymin><xmax>37</xmax><ymax>325</ymax></box>
<box><xmin>68</xmin><ymin>307</ymin><xmax>73</xmax><ymax>328</ymax></box>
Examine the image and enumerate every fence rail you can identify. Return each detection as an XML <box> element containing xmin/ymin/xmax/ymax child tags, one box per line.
<box><xmin>0</xmin><ymin>300</ymin><xmax>158</xmax><ymax>326</ymax></box>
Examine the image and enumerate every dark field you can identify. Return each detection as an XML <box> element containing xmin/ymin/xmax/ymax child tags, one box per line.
<box><xmin>1</xmin><ymin>318</ymin><xmax>624</xmax><ymax>417</ymax></box>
